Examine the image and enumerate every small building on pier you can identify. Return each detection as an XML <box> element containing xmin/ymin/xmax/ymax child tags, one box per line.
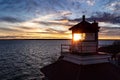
<box><xmin>69</xmin><ymin>15</ymin><xmax>99</xmax><ymax>54</ymax></box>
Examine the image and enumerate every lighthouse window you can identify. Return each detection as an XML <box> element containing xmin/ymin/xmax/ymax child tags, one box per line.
<box><xmin>73</xmin><ymin>33</ymin><xmax>85</xmax><ymax>41</ymax></box>
<box><xmin>85</xmin><ymin>33</ymin><xmax>95</xmax><ymax>40</ymax></box>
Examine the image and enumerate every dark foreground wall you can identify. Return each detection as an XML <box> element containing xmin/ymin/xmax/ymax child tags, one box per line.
<box><xmin>41</xmin><ymin>60</ymin><xmax>120</xmax><ymax>80</ymax></box>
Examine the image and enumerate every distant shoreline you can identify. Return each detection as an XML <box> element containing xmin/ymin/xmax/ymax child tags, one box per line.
<box><xmin>0</xmin><ymin>39</ymin><xmax>119</xmax><ymax>41</ymax></box>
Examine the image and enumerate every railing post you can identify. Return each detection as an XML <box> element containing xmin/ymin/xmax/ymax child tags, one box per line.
<box><xmin>80</xmin><ymin>43</ymin><xmax>82</xmax><ymax>53</ymax></box>
<box><xmin>61</xmin><ymin>44</ymin><xmax>71</xmax><ymax>54</ymax></box>
<box><xmin>61</xmin><ymin>44</ymin><xmax>63</xmax><ymax>54</ymax></box>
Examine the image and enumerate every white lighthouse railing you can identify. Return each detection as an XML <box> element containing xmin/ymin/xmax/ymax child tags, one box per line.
<box><xmin>61</xmin><ymin>44</ymin><xmax>115</xmax><ymax>54</ymax></box>
<box><xmin>61</xmin><ymin>44</ymin><xmax>98</xmax><ymax>54</ymax></box>
<box><xmin>61</xmin><ymin>44</ymin><xmax>71</xmax><ymax>53</ymax></box>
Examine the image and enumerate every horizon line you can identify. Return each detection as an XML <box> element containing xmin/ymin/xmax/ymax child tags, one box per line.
<box><xmin>0</xmin><ymin>39</ymin><xmax>119</xmax><ymax>40</ymax></box>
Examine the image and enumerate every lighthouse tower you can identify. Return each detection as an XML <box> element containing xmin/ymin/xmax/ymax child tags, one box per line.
<box><xmin>60</xmin><ymin>15</ymin><xmax>110</xmax><ymax>65</ymax></box>
<box><xmin>69</xmin><ymin>15</ymin><xmax>99</xmax><ymax>54</ymax></box>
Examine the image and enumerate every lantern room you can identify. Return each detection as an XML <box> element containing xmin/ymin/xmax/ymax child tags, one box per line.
<box><xmin>69</xmin><ymin>15</ymin><xmax>100</xmax><ymax>54</ymax></box>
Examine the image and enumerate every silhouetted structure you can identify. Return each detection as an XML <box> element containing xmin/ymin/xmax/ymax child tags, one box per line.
<box><xmin>41</xmin><ymin>15</ymin><xmax>120</xmax><ymax>80</ymax></box>
<box><xmin>69</xmin><ymin>15</ymin><xmax>100</xmax><ymax>54</ymax></box>
<box><xmin>41</xmin><ymin>60</ymin><xmax>120</xmax><ymax>80</ymax></box>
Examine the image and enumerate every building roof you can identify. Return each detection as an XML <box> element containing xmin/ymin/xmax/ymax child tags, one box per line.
<box><xmin>69</xmin><ymin>15</ymin><xmax>100</xmax><ymax>33</ymax></box>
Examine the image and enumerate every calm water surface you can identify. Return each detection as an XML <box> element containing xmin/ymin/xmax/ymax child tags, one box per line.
<box><xmin>0</xmin><ymin>40</ymin><xmax>115</xmax><ymax>80</ymax></box>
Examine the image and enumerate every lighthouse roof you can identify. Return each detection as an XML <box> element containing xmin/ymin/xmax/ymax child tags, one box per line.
<box><xmin>69</xmin><ymin>15</ymin><xmax>100</xmax><ymax>32</ymax></box>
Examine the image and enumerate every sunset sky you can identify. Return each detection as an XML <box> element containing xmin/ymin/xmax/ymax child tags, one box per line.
<box><xmin>0</xmin><ymin>0</ymin><xmax>119</xmax><ymax>39</ymax></box>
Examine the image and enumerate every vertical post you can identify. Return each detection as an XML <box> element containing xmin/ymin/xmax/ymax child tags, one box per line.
<box><xmin>96</xmin><ymin>33</ymin><xmax>98</xmax><ymax>53</ymax></box>
<box><xmin>61</xmin><ymin>44</ymin><xmax>62</xmax><ymax>54</ymax></box>
<box><xmin>81</xmin><ymin>42</ymin><xmax>82</xmax><ymax>53</ymax></box>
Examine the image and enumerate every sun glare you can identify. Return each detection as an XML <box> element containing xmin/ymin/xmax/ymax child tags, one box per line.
<box><xmin>73</xmin><ymin>34</ymin><xmax>82</xmax><ymax>41</ymax></box>
<box><xmin>73</xmin><ymin>33</ymin><xmax>86</xmax><ymax>41</ymax></box>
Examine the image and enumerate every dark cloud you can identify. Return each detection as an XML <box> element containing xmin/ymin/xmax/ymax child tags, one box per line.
<box><xmin>45</xmin><ymin>28</ymin><xmax>66</xmax><ymax>33</ymax></box>
<box><xmin>28</xmin><ymin>32</ymin><xmax>58</xmax><ymax>34</ymax></box>
<box><xmin>69</xmin><ymin>12</ymin><xmax>120</xmax><ymax>24</ymax></box>
<box><xmin>0</xmin><ymin>27</ymin><xmax>21</xmax><ymax>32</ymax></box>
<box><xmin>19</xmin><ymin>26</ymin><xmax>33</xmax><ymax>30</ymax></box>
<box><xmin>17</xmin><ymin>26</ymin><xmax>37</xmax><ymax>30</ymax></box>
<box><xmin>28</xmin><ymin>31</ymin><xmax>69</xmax><ymax>35</ymax></box>
<box><xmin>0</xmin><ymin>36</ymin><xmax>32</xmax><ymax>39</ymax></box>
<box><xmin>33</xmin><ymin>21</ymin><xmax>53</xmax><ymax>26</ymax></box>
<box><xmin>27</xmin><ymin>27</ymin><xmax>67</xmax><ymax>34</ymax></box>
<box><xmin>100</xmin><ymin>27</ymin><xmax>120</xmax><ymax>35</ymax></box>
<box><xmin>0</xmin><ymin>16</ymin><xmax>23</xmax><ymax>23</ymax></box>
<box><xmin>0</xmin><ymin>36</ymin><xmax>17</xmax><ymax>39</ymax></box>
<box><xmin>101</xmin><ymin>27</ymin><xmax>120</xmax><ymax>29</ymax></box>
<box><xmin>33</xmin><ymin>21</ymin><xmax>72</xmax><ymax>26</ymax></box>
<box><xmin>89</xmin><ymin>12</ymin><xmax>120</xmax><ymax>24</ymax></box>
<box><xmin>28</xmin><ymin>28</ymin><xmax>67</xmax><ymax>34</ymax></box>
<box><xmin>28</xmin><ymin>32</ymin><xmax>53</xmax><ymax>34</ymax></box>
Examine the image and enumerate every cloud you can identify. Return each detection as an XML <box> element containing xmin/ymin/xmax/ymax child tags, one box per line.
<box><xmin>99</xmin><ymin>22</ymin><xmax>120</xmax><ymax>27</ymax></box>
<box><xmin>69</xmin><ymin>0</ymin><xmax>95</xmax><ymax>5</ymax></box>
<box><xmin>0</xmin><ymin>0</ymin><xmax>119</xmax><ymax>39</ymax></box>
<box><xmin>106</xmin><ymin>0</ymin><xmax>120</xmax><ymax>12</ymax></box>
<box><xmin>99</xmin><ymin>27</ymin><xmax>120</xmax><ymax>39</ymax></box>
<box><xmin>100</xmin><ymin>27</ymin><xmax>120</xmax><ymax>32</ymax></box>
<box><xmin>0</xmin><ymin>35</ymin><xmax>37</xmax><ymax>39</ymax></box>
<box><xmin>86</xmin><ymin>0</ymin><xmax>95</xmax><ymax>6</ymax></box>
<box><xmin>90</xmin><ymin>12</ymin><xmax>120</xmax><ymax>24</ymax></box>
<box><xmin>107</xmin><ymin>2</ymin><xmax>120</xmax><ymax>11</ymax></box>
<box><xmin>0</xmin><ymin>16</ymin><xmax>23</xmax><ymax>23</ymax></box>
<box><xmin>45</xmin><ymin>28</ymin><xmax>66</xmax><ymax>33</ymax></box>
<box><xmin>0</xmin><ymin>27</ymin><xmax>21</xmax><ymax>32</ymax></box>
<box><xmin>57</xmin><ymin>10</ymin><xmax>72</xmax><ymax>16</ymax></box>
<box><xmin>32</xmin><ymin>16</ymin><xmax>73</xmax><ymax>28</ymax></box>
<box><xmin>69</xmin><ymin>12</ymin><xmax>120</xmax><ymax>24</ymax></box>
<box><xmin>26</xmin><ymin>31</ymin><xmax>71</xmax><ymax>39</ymax></box>
<box><xmin>33</xmin><ymin>20</ymin><xmax>71</xmax><ymax>27</ymax></box>
<box><xmin>99</xmin><ymin>27</ymin><xmax>120</xmax><ymax>36</ymax></box>
<box><xmin>0</xmin><ymin>36</ymin><xmax>18</xmax><ymax>39</ymax></box>
<box><xmin>17</xmin><ymin>26</ymin><xmax>39</xmax><ymax>30</ymax></box>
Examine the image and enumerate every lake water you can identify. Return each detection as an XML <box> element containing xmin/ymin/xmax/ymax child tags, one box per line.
<box><xmin>0</xmin><ymin>40</ymin><xmax>116</xmax><ymax>80</ymax></box>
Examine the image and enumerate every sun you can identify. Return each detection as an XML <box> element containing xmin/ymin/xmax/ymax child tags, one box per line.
<box><xmin>73</xmin><ymin>33</ymin><xmax>82</xmax><ymax>41</ymax></box>
<box><xmin>73</xmin><ymin>33</ymin><xmax>86</xmax><ymax>41</ymax></box>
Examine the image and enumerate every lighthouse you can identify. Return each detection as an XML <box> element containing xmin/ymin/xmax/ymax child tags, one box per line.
<box><xmin>69</xmin><ymin>15</ymin><xmax>99</xmax><ymax>54</ymax></box>
<box><xmin>41</xmin><ymin>15</ymin><xmax>120</xmax><ymax>80</ymax></box>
